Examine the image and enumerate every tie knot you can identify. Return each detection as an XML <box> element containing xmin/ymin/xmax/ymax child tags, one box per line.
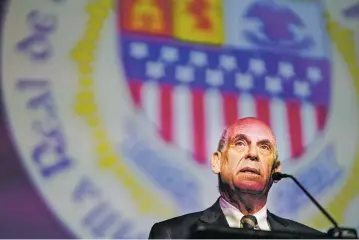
<box><xmin>240</xmin><ymin>215</ymin><xmax>259</xmax><ymax>229</ymax></box>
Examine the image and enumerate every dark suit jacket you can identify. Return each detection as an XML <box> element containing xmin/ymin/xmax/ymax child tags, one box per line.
<box><xmin>148</xmin><ymin>198</ymin><xmax>323</xmax><ymax>239</ymax></box>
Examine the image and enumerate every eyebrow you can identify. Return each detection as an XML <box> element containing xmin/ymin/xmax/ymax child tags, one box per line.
<box><xmin>233</xmin><ymin>134</ymin><xmax>250</xmax><ymax>142</ymax></box>
<box><xmin>233</xmin><ymin>134</ymin><xmax>273</xmax><ymax>147</ymax></box>
<box><xmin>257</xmin><ymin>139</ymin><xmax>273</xmax><ymax>148</ymax></box>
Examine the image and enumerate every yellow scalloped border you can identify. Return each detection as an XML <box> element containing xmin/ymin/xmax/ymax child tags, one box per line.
<box><xmin>308</xmin><ymin>12</ymin><xmax>359</xmax><ymax>229</ymax></box>
<box><xmin>69</xmin><ymin>0</ymin><xmax>175</xmax><ymax>218</ymax></box>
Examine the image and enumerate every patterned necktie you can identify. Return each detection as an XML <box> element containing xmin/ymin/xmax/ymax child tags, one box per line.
<box><xmin>240</xmin><ymin>215</ymin><xmax>259</xmax><ymax>229</ymax></box>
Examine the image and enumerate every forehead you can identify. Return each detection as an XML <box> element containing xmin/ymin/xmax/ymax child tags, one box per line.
<box><xmin>227</xmin><ymin>121</ymin><xmax>276</xmax><ymax>143</ymax></box>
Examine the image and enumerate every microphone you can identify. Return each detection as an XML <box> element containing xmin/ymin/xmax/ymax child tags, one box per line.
<box><xmin>272</xmin><ymin>172</ymin><xmax>357</xmax><ymax>239</ymax></box>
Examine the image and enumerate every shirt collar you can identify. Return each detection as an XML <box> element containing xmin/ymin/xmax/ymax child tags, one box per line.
<box><xmin>219</xmin><ymin>197</ymin><xmax>268</xmax><ymax>228</ymax></box>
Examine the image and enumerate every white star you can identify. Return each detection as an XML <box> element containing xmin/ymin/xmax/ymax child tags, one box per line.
<box><xmin>176</xmin><ymin>65</ymin><xmax>194</xmax><ymax>82</ymax></box>
<box><xmin>161</xmin><ymin>46</ymin><xmax>178</xmax><ymax>62</ymax></box>
<box><xmin>265</xmin><ymin>76</ymin><xmax>282</xmax><ymax>94</ymax></box>
<box><xmin>235</xmin><ymin>73</ymin><xmax>253</xmax><ymax>90</ymax></box>
<box><xmin>249</xmin><ymin>58</ymin><xmax>266</xmax><ymax>76</ymax></box>
<box><xmin>220</xmin><ymin>55</ymin><xmax>237</xmax><ymax>71</ymax></box>
<box><xmin>294</xmin><ymin>81</ymin><xmax>311</xmax><ymax>98</ymax></box>
<box><xmin>307</xmin><ymin>67</ymin><xmax>322</xmax><ymax>83</ymax></box>
<box><xmin>190</xmin><ymin>51</ymin><xmax>207</xmax><ymax>67</ymax></box>
<box><xmin>279</xmin><ymin>62</ymin><xmax>294</xmax><ymax>79</ymax></box>
<box><xmin>206</xmin><ymin>69</ymin><xmax>223</xmax><ymax>86</ymax></box>
<box><xmin>146</xmin><ymin>61</ymin><xmax>164</xmax><ymax>79</ymax></box>
<box><xmin>130</xmin><ymin>42</ymin><xmax>148</xmax><ymax>59</ymax></box>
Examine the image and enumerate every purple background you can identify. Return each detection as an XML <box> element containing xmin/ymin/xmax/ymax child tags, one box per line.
<box><xmin>0</xmin><ymin>113</ymin><xmax>73</xmax><ymax>238</ymax></box>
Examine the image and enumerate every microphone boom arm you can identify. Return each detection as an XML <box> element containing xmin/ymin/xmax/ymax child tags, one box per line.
<box><xmin>286</xmin><ymin>174</ymin><xmax>338</xmax><ymax>228</ymax></box>
<box><xmin>273</xmin><ymin>172</ymin><xmax>357</xmax><ymax>238</ymax></box>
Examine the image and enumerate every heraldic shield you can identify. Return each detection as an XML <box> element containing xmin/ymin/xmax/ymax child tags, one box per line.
<box><xmin>117</xmin><ymin>0</ymin><xmax>331</xmax><ymax>166</ymax></box>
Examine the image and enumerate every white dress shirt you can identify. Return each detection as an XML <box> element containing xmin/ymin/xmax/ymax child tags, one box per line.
<box><xmin>219</xmin><ymin>197</ymin><xmax>271</xmax><ymax>231</ymax></box>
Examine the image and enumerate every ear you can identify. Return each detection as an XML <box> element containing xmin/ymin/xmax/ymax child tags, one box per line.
<box><xmin>211</xmin><ymin>151</ymin><xmax>222</xmax><ymax>174</ymax></box>
<box><xmin>272</xmin><ymin>160</ymin><xmax>281</xmax><ymax>183</ymax></box>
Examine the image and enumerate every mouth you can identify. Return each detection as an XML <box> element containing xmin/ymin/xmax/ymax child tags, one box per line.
<box><xmin>239</xmin><ymin>167</ymin><xmax>260</xmax><ymax>175</ymax></box>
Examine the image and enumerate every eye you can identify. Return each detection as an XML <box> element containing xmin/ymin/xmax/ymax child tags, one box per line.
<box><xmin>235</xmin><ymin>140</ymin><xmax>246</xmax><ymax>146</ymax></box>
<box><xmin>260</xmin><ymin>144</ymin><xmax>270</xmax><ymax>150</ymax></box>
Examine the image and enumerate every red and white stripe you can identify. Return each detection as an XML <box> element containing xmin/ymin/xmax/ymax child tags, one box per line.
<box><xmin>129</xmin><ymin>81</ymin><xmax>328</xmax><ymax>165</ymax></box>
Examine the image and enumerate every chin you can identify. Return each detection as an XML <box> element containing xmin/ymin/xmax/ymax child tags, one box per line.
<box><xmin>234</xmin><ymin>178</ymin><xmax>266</xmax><ymax>193</ymax></box>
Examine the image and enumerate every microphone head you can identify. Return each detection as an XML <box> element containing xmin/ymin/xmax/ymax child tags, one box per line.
<box><xmin>272</xmin><ymin>172</ymin><xmax>284</xmax><ymax>181</ymax></box>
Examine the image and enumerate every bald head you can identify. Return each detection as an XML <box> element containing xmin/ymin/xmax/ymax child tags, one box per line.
<box><xmin>217</xmin><ymin>117</ymin><xmax>276</xmax><ymax>152</ymax></box>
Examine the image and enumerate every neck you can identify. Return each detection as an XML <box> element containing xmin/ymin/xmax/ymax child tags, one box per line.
<box><xmin>220</xmin><ymin>188</ymin><xmax>267</xmax><ymax>215</ymax></box>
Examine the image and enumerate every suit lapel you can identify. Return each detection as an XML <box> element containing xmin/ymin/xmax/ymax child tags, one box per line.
<box><xmin>197</xmin><ymin>200</ymin><xmax>288</xmax><ymax>231</ymax></box>
<box><xmin>267</xmin><ymin>211</ymin><xmax>288</xmax><ymax>231</ymax></box>
<box><xmin>198</xmin><ymin>198</ymin><xmax>229</xmax><ymax>227</ymax></box>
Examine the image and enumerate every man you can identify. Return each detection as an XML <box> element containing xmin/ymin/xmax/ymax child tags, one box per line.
<box><xmin>148</xmin><ymin>117</ymin><xmax>322</xmax><ymax>239</ymax></box>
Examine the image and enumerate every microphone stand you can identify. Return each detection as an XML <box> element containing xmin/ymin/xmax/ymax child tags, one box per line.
<box><xmin>272</xmin><ymin>172</ymin><xmax>357</xmax><ymax>239</ymax></box>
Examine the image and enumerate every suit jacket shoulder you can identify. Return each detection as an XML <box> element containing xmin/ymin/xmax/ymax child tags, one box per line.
<box><xmin>148</xmin><ymin>198</ymin><xmax>230</xmax><ymax>239</ymax></box>
<box><xmin>268</xmin><ymin>211</ymin><xmax>322</xmax><ymax>234</ymax></box>
<box><xmin>148</xmin><ymin>211</ymin><xmax>203</xmax><ymax>239</ymax></box>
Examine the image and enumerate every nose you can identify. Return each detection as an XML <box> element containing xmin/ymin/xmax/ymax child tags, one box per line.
<box><xmin>246</xmin><ymin>144</ymin><xmax>258</xmax><ymax>161</ymax></box>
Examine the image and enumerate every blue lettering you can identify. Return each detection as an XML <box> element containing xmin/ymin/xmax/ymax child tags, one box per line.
<box><xmin>112</xmin><ymin>221</ymin><xmax>136</xmax><ymax>239</ymax></box>
<box><xmin>82</xmin><ymin>202</ymin><xmax>119</xmax><ymax>237</ymax></box>
<box><xmin>83</xmin><ymin>201</ymin><xmax>142</xmax><ymax>238</ymax></box>
<box><xmin>82</xmin><ymin>202</ymin><xmax>109</xmax><ymax>227</ymax></box>
<box><xmin>26</xmin><ymin>91</ymin><xmax>55</xmax><ymax>115</ymax></box>
<box><xmin>17</xmin><ymin>79</ymin><xmax>73</xmax><ymax>178</ymax></box>
<box><xmin>73</xmin><ymin>177</ymin><xmax>145</xmax><ymax>238</ymax></box>
<box><xmin>29</xmin><ymin>91</ymin><xmax>71</xmax><ymax>178</ymax></box>
<box><xmin>17</xmin><ymin>78</ymin><xmax>49</xmax><ymax>90</ymax></box>
<box><xmin>32</xmin><ymin>139</ymin><xmax>71</xmax><ymax>178</ymax></box>
<box><xmin>92</xmin><ymin>212</ymin><xmax>118</xmax><ymax>237</ymax></box>
<box><xmin>16</xmin><ymin>10</ymin><xmax>57</xmax><ymax>61</ymax></box>
<box><xmin>72</xmin><ymin>177</ymin><xmax>100</xmax><ymax>202</ymax></box>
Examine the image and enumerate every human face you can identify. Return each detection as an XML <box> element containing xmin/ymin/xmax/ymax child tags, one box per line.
<box><xmin>212</xmin><ymin>119</ymin><xmax>280</xmax><ymax>194</ymax></box>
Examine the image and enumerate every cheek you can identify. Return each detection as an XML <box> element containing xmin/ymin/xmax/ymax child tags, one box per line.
<box><xmin>227</xmin><ymin>150</ymin><xmax>244</xmax><ymax>165</ymax></box>
<box><xmin>220</xmin><ymin>152</ymin><xmax>242</xmax><ymax>182</ymax></box>
<box><xmin>260</xmin><ymin>156</ymin><xmax>274</xmax><ymax>171</ymax></box>
<box><xmin>226</xmin><ymin>154</ymin><xmax>241</xmax><ymax>174</ymax></box>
